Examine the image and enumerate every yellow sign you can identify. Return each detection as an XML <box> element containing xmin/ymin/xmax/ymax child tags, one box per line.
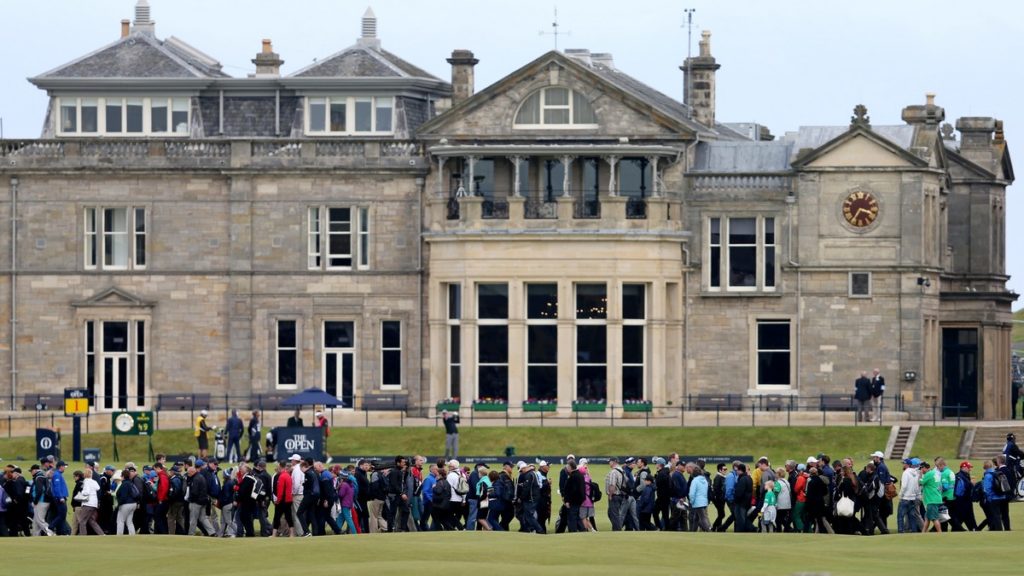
<box><xmin>64</xmin><ymin>388</ymin><xmax>90</xmax><ymax>416</ymax></box>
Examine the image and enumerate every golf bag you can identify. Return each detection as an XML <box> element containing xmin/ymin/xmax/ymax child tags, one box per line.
<box><xmin>215</xmin><ymin>429</ymin><xmax>227</xmax><ymax>460</ymax></box>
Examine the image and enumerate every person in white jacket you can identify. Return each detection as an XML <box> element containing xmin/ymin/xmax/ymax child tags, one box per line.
<box><xmin>74</xmin><ymin>468</ymin><xmax>104</xmax><ymax>536</ymax></box>
<box><xmin>897</xmin><ymin>458</ymin><xmax>924</xmax><ymax>533</ymax></box>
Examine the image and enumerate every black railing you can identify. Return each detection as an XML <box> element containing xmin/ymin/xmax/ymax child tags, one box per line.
<box><xmin>446</xmin><ymin>197</ymin><xmax>460</xmax><ymax>220</ymax></box>
<box><xmin>481</xmin><ymin>200</ymin><xmax>509</xmax><ymax>219</ymax></box>
<box><xmin>524</xmin><ymin>199</ymin><xmax>558</xmax><ymax>219</ymax></box>
<box><xmin>625</xmin><ymin>198</ymin><xmax>647</xmax><ymax>219</ymax></box>
<box><xmin>573</xmin><ymin>200</ymin><xmax>600</xmax><ymax>219</ymax></box>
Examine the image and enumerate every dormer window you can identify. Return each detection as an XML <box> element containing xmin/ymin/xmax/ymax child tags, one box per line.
<box><xmin>306</xmin><ymin>96</ymin><xmax>394</xmax><ymax>135</ymax></box>
<box><xmin>57</xmin><ymin>96</ymin><xmax>189</xmax><ymax>136</ymax></box>
<box><xmin>514</xmin><ymin>87</ymin><xmax>597</xmax><ymax>128</ymax></box>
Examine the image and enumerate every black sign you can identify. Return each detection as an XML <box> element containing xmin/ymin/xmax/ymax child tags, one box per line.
<box><xmin>273</xmin><ymin>427</ymin><xmax>325</xmax><ymax>461</ymax></box>
<box><xmin>36</xmin><ymin>428</ymin><xmax>60</xmax><ymax>461</ymax></box>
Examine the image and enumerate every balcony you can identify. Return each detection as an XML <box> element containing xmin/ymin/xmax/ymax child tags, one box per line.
<box><xmin>481</xmin><ymin>200</ymin><xmax>509</xmax><ymax>219</ymax></box>
<box><xmin>573</xmin><ymin>199</ymin><xmax>601</xmax><ymax>219</ymax></box>
<box><xmin>0</xmin><ymin>138</ymin><xmax>426</xmax><ymax>171</ymax></box>
<box><xmin>524</xmin><ymin>199</ymin><xmax>558</xmax><ymax>219</ymax></box>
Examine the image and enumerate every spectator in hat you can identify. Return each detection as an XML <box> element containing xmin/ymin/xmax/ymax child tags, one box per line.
<box><xmin>951</xmin><ymin>461</ymin><xmax>977</xmax><ymax>531</ymax></box>
<box><xmin>653</xmin><ymin>457</ymin><xmax>671</xmax><ymax>530</ymax></box>
<box><xmin>195</xmin><ymin>409</ymin><xmax>214</xmax><ymax>459</ymax></box>
<box><xmin>97</xmin><ymin>465</ymin><xmax>116</xmax><ymax>534</ymax></box>
<box><xmin>537</xmin><ymin>461</ymin><xmax>552</xmax><ymax>531</ymax></box>
<box><xmin>289</xmin><ymin>454</ymin><xmax>306</xmax><ymax>536</ymax></box>
<box><xmin>981</xmin><ymin>458</ymin><xmax>1010</xmax><ymax>531</ymax></box>
<box><xmin>792</xmin><ymin>462</ymin><xmax>809</xmax><ymax>533</ymax></box>
<box><xmin>897</xmin><ymin>458</ymin><xmax>923</xmax><ymax>533</ymax></box>
<box><xmin>271</xmin><ymin>460</ymin><xmax>294</xmax><ymax>536</ymax></box>
<box><xmin>116</xmin><ymin>465</ymin><xmax>141</xmax><ymax>536</ymax></box>
<box><xmin>48</xmin><ymin>460</ymin><xmax>71</xmax><ymax>535</ymax></box>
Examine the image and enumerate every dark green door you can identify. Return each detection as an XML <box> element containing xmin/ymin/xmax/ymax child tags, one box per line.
<box><xmin>942</xmin><ymin>328</ymin><xmax>978</xmax><ymax>417</ymax></box>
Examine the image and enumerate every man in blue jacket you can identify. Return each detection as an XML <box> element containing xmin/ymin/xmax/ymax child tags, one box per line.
<box><xmin>669</xmin><ymin>460</ymin><xmax>689</xmax><ymax>531</ymax></box>
<box><xmin>48</xmin><ymin>460</ymin><xmax>71</xmax><ymax>535</ymax></box>
<box><xmin>225</xmin><ymin>410</ymin><xmax>244</xmax><ymax>463</ymax></box>
<box><xmin>981</xmin><ymin>458</ymin><xmax>1009</xmax><ymax>531</ymax></box>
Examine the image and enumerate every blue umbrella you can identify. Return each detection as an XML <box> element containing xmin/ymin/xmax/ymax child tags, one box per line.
<box><xmin>282</xmin><ymin>388</ymin><xmax>344</xmax><ymax>408</ymax></box>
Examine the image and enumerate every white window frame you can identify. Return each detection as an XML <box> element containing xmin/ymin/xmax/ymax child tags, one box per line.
<box><xmin>513</xmin><ymin>87</ymin><xmax>599</xmax><ymax>129</ymax></box>
<box><xmin>446</xmin><ymin>283</ymin><xmax>462</xmax><ymax>400</ymax></box>
<box><xmin>275</xmin><ymin>319</ymin><xmax>299</xmax><ymax>390</ymax></box>
<box><xmin>705</xmin><ymin>215</ymin><xmax>778</xmax><ymax>293</ymax></box>
<box><xmin>476</xmin><ymin>283</ymin><xmax>509</xmax><ymax>401</ymax></box>
<box><xmin>87</xmin><ymin>319</ymin><xmax>147</xmax><ymax>411</ymax></box>
<box><xmin>304</xmin><ymin>96</ymin><xmax>395</xmax><ymax>135</ymax></box>
<box><xmin>752</xmin><ymin>318</ymin><xmax>793</xmax><ymax>390</ymax></box>
<box><xmin>84</xmin><ymin>206</ymin><xmax>147</xmax><ymax>270</ymax></box>
<box><xmin>573</xmin><ymin>283</ymin><xmax>607</xmax><ymax>402</ymax></box>
<box><xmin>380</xmin><ymin>320</ymin><xmax>402</xmax><ymax>390</ymax></box>
<box><xmin>308</xmin><ymin>206</ymin><xmax>369</xmax><ymax>271</ymax></box>
<box><xmin>621</xmin><ymin>283</ymin><xmax>647</xmax><ymax>403</ymax></box>
<box><xmin>56</xmin><ymin>96</ymin><xmax>190</xmax><ymax>136</ymax></box>
<box><xmin>321</xmin><ymin>319</ymin><xmax>357</xmax><ymax>406</ymax></box>
<box><xmin>849</xmin><ymin>271</ymin><xmax>873</xmax><ymax>298</ymax></box>
<box><xmin>525</xmin><ymin>283</ymin><xmax>559</xmax><ymax>402</ymax></box>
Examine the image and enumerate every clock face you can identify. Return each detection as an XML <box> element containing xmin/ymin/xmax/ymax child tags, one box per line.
<box><xmin>115</xmin><ymin>413</ymin><xmax>135</xmax><ymax>433</ymax></box>
<box><xmin>842</xmin><ymin>191</ymin><xmax>879</xmax><ymax>228</ymax></box>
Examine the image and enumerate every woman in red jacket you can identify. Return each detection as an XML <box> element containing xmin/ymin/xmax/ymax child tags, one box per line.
<box><xmin>272</xmin><ymin>462</ymin><xmax>294</xmax><ymax>537</ymax></box>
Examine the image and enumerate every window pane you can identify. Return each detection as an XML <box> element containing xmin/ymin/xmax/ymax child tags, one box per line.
<box><xmin>136</xmin><ymin>320</ymin><xmax>145</xmax><ymax>353</ymax></box>
<box><xmin>527</xmin><ymin>284</ymin><xmax>558</xmax><ymax>319</ymax></box>
<box><xmin>851</xmin><ymin>273</ymin><xmax>870</xmax><ymax>296</ymax></box>
<box><xmin>448</xmin><ymin>284</ymin><xmax>462</xmax><ymax>320</ymax></box>
<box><xmin>324</xmin><ymin>321</ymin><xmax>354</xmax><ymax>348</ymax></box>
<box><xmin>309</xmin><ymin>98</ymin><xmax>326</xmax><ymax>132</ymax></box>
<box><xmin>764</xmin><ymin>248</ymin><xmax>776</xmax><ymax>288</ymax></box>
<box><xmin>544</xmin><ymin>160</ymin><xmax>564</xmax><ymax>200</ymax></box>
<box><xmin>172</xmin><ymin>98</ymin><xmax>189</xmax><ymax>133</ymax></box>
<box><xmin>765</xmin><ymin>217</ymin><xmax>775</xmax><ymax>245</ymax></box>
<box><xmin>576</xmin><ymin>366</ymin><xmax>607</xmax><ymax>401</ymax></box>
<box><xmin>543</xmin><ymin>108</ymin><xmax>570</xmax><ymax>124</ymax></box>
<box><xmin>622</xmin><ymin>284</ymin><xmax>646</xmax><ymax>319</ymax></box>
<box><xmin>582</xmin><ymin>158</ymin><xmax>600</xmax><ymax>198</ymax></box>
<box><xmin>729</xmin><ymin>217</ymin><xmax>756</xmax><ymax>244</ymax></box>
<box><xmin>618</xmin><ymin>158</ymin><xmax>647</xmax><ymax>198</ymax></box>
<box><xmin>106</xmin><ymin>100</ymin><xmax>122</xmax><ymax>132</ymax></box>
<box><xmin>478</xmin><ymin>325</ymin><xmax>508</xmax><ymax>363</ymax></box>
<box><xmin>81</xmin><ymin>99</ymin><xmax>98</xmax><ymax>133</ymax></box>
<box><xmin>328</xmin><ymin>208</ymin><xmax>351</xmax><ymax>231</ymax></box>
<box><xmin>622</xmin><ymin>366</ymin><xmax>644</xmax><ymax>401</ymax></box>
<box><xmin>61</xmin><ymin>101</ymin><xmax>77</xmax><ymax>132</ymax></box>
<box><xmin>545</xmin><ymin>87</ymin><xmax>569</xmax><ymax>106</ymax></box>
<box><xmin>758</xmin><ymin>352</ymin><xmax>790</xmax><ymax>386</ymax></box>
<box><xmin>382</xmin><ymin>350</ymin><xmax>401</xmax><ymax>385</ymax></box>
<box><xmin>104</xmin><ymin>208</ymin><xmax>128</xmax><ymax>267</ymax></box>
<box><xmin>278</xmin><ymin>320</ymin><xmax>296</xmax><ymax>348</ymax></box>
<box><xmin>449</xmin><ymin>366</ymin><xmax>461</xmax><ymax>400</ymax></box>
<box><xmin>572</xmin><ymin>91</ymin><xmax>596</xmax><ymax>124</ymax></box>
<box><xmin>710</xmin><ymin>246</ymin><xmax>721</xmax><ymax>288</ymax></box>
<box><xmin>515</xmin><ymin>92</ymin><xmax>541</xmax><ymax>124</ymax></box>
<box><xmin>382</xmin><ymin>320</ymin><xmax>401</xmax><ymax>349</ymax></box>
<box><xmin>477</xmin><ymin>284</ymin><xmax>508</xmax><ymax>319</ymax></box>
<box><xmin>102</xmin><ymin>322</ymin><xmax>129</xmax><ymax>353</ymax></box>
<box><xmin>136</xmin><ymin>354</ymin><xmax>146</xmax><ymax>406</ymax></box>
<box><xmin>134</xmin><ymin>208</ymin><xmax>146</xmax><ymax>267</ymax></box>
<box><xmin>527</xmin><ymin>366</ymin><xmax>558</xmax><ymax>401</ymax></box>
<box><xmin>757</xmin><ymin>322</ymin><xmax>790</xmax><ymax>350</ymax></box>
<box><xmin>355</xmin><ymin>98</ymin><xmax>372</xmax><ymax>132</ymax></box>
<box><xmin>473</xmin><ymin>159</ymin><xmax>495</xmax><ymax>198</ymax></box>
<box><xmin>527</xmin><ymin>325</ymin><xmax>557</xmax><ymax>364</ymax></box>
<box><xmin>576</xmin><ymin>325</ymin><xmax>606</xmax><ymax>363</ymax></box>
<box><xmin>278</xmin><ymin>350</ymin><xmax>297</xmax><ymax>385</ymax></box>
<box><xmin>330</xmin><ymin>100</ymin><xmax>347</xmax><ymax>132</ymax></box>
<box><xmin>575</xmin><ymin>284</ymin><xmax>607</xmax><ymax>319</ymax></box>
<box><xmin>126</xmin><ymin>98</ymin><xmax>143</xmax><ymax>132</ymax></box>
<box><xmin>449</xmin><ymin>325</ymin><xmax>461</xmax><ymax>363</ymax></box>
<box><xmin>86</xmin><ymin>321</ymin><xmax>95</xmax><ymax>353</ymax></box>
<box><xmin>622</xmin><ymin>325</ymin><xmax>644</xmax><ymax>364</ymax></box>
<box><xmin>729</xmin><ymin>246</ymin><xmax>757</xmax><ymax>287</ymax></box>
<box><xmin>375</xmin><ymin>97</ymin><xmax>393</xmax><ymax>132</ymax></box>
<box><xmin>151</xmin><ymin>99</ymin><xmax>168</xmax><ymax>132</ymax></box>
<box><xmin>478</xmin><ymin>366</ymin><xmax>508</xmax><ymax>400</ymax></box>
<box><xmin>710</xmin><ymin>218</ymin><xmax>720</xmax><ymax>244</ymax></box>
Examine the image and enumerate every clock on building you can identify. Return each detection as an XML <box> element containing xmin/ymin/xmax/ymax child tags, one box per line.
<box><xmin>841</xmin><ymin>191</ymin><xmax>879</xmax><ymax>228</ymax></box>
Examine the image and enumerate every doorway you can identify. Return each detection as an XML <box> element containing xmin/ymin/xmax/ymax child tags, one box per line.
<box><xmin>323</xmin><ymin>321</ymin><xmax>355</xmax><ymax>408</ymax></box>
<box><xmin>942</xmin><ymin>328</ymin><xmax>978</xmax><ymax>418</ymax></box>
<box><xmin>100</xmin><ymin>321</ymin><xmax>130</xmax><ymax>411</ymax></box>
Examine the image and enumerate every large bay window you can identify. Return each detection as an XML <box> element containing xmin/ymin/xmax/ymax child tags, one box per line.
<box><xmin>575</xmin><ymin>283</ymin><xmax>607</xmax><ymax>401</ymax></box>
<box><xmin>622</xmin><ymin>284</ymin><xmax>647</xmax><ymax>402</ymax></box>
<box><xmin>477</xmin><ymin>283</ymin><xmax>509</xmax><ymax>401</ymax></box>
<box><xmin>707</xmin><ymin>215</ymin><xmax>777</xmax><ymax>292</ymax></box>
<box><xmin>308</xmin><ymin>206</ymin><xmax>370</xmax><ymax>270</ymax></box>
<box><xmin>526</xmin><ymin>284</ymin><xmax>558</xmax><ymax>402</ymax></box>
<box><xmin>306</xmin><ymin>96</ymin><xmax>394</xmax><ymax>135</ymax></box>
<box><xmin>58</xmin><ymin>96</ymin><xmax>189</xmax><ymax>136</ymax></box>
<box><xmin>85</xmin><ymin>207</ymin><xmax>146</xmax><ymax>270</ymax></box>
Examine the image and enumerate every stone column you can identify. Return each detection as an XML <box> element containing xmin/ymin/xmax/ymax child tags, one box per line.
<box><xmin>428</xmin><ymin>281</ymin><xmax>447</xmax><ymax>407</ymax></box>
<box><xmin>648</xmin><ymin>156</ymin><xmax>660</xmax><ymax>197</ymax></box>
<box><xmin>507</xmin><ymin>281</ymin><xmax>525</xmax><ymax>411</ymax></box>
<box><xmin>604</xmin><ymin>155</ymin><xmax>620</xmax><ymax>197</ymax></box>
<box><xmin>466</xmin><ymin>155</ymin><xmax>478</xmax><ymax>196</ymax></box>
<box><xmin>462</xmin><ymin>318</ymin><xmax>477</xmax><ymax>408</ymax></box>
<box><xmin>436</xmin><ymin>156</ymin><xmax>447</xmax><ymax>197</ymax></box>
<box><xmin>606</xmin><ymin>282</ymin><xmax>622</xmax><ymax>408</ymax></box>
<box><xmin>560</xmin><ymin>155</ymin><xmax>574</xmax><ymax>198</ymax></box>
<box><xmin>556</xmin><ymin>281</ymin><xmax>575</xmax><ymax>413</ymax></box>
<box><xmin>649</xmin><ymin>281</ymin><xmax>666</xmax><ymax>408</ymax></box>
<box><xmin>508</xmin><ymin>156</ymin><xmax>524</xmax><ymax>198</ymax></box>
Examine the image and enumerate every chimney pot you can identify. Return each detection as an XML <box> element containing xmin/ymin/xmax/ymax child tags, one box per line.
<box><xmin>262</xmin><ymin>39</ymin><xmax>272</xmax><ymax>54</ymax></box>
<box><xmin>680</xmin><ymin>29</ymin><xmax>720</xmax><ymax>128</ymax></box>
<box><xmin>121</xmin><ymin>19</ymin><xmax>130</xmax><ymax>38</ymax></box>
<box><xmin>447</xmin><ymin>50</ymin><xmax>479</xmax><ymax>106</ymax></box>
<box><xmin>926</xmin><ymin>92</ymin><xmax>936</xmax><ymax>106</ymax></box>
<box><xmin>252</xmin><ymin>38</ymin><xmax>284</xmax><ymax>77</ymax></box>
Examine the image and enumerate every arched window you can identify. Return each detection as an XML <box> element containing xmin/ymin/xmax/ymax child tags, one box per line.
<box><xmin>514</xmin><ymin>87</ymin><xmax>597</xmax><ymax>128</ymax></box>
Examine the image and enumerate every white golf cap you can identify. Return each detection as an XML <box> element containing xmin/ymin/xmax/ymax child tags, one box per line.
<box><xmin>871</xmin><ymin>451</ymin><xmax>885</xmax><ymax>459</ymax></box>
<box><xmin>516</xmin><ymin>460</ymin><xmax>528</xmax><ymax>470</ymax></box>
<box><xmin>289</xmin><ymin>454</ymin><xmax>302</xmax><ymax>461</ymax></box>
<box><xmin>538</xmin><ymin>460</ymin><xmax>549</xmax><ymax>467</ymax></box>
<box><xmin>806</xmin><ymin>456</ymin><xmax>818</xmax><ymax>464</ymax></box>
<box><xmin>315</xmin><ymin>411</ymin><xmax>323</xmax><ymax>417</ymax></box>
<box><xmin>200</xmin><ymin>409</ymin><xmax>208</xmax><ymax>416</ymax></box>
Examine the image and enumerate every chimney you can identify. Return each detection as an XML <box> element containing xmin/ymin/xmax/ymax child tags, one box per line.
<box><xmin>901</xmin><ymin>92</ymin><xmax>945</xmax><ymax>127</ymax></box>
<box><xmin>120</xmin><ymin>19</ymin><xmax>130</xmax><ymax>38</ymax></box>
<box><xmin>680</xmin><ymin>30</ymin><xmax>721</xmax><ymax>128</ymax></box>
<box><xmin>252</xmin><ymin>39</ymin><xmax>284</xmax><ymax>77</ymax></box>
<box><xmin>132</xmin><ymin>0</ymin><xmax>155</xmax><ymax>36</ymax></box>
<box><xmin>956</xmin><ymin>117</ymin><xmax>998</xmax><ymax>170</ymax></box>
<box><xmin>357</xmin><ymin>7</ymin><xmax>381</xmax><ymax>49</ymax></box>
<box><xmin>447</xmin><ymin>49</ymin><xmax>479</xmax><ymax>106</ymax></box>
<box><xmin>564</xmin><ymin>49</ymin><xmax>592</xmax><ymax>67</ymax></box>
<box><xmin>591</xmin><ymin>53</ymin><xmax>615</xmax><ymax>68</ymax></box>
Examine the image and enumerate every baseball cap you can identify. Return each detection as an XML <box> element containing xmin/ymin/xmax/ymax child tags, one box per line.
<box><xmin>959</xmin><ymin>461</ymin><xmax>973</xmax><ymax>469</ymax></box>
<box><xmin>578</xmin><ymin>458</ymin><xmax>588</xmax><ymax>467</ymax></box>
<box><xmin>289</xmin><ymin>454</ymin><xmax>302</xmax><ymax>462</ymax></box>
<box><xmin>516</xmin><ymin>461</ymin><xmax>528</xmax><ymax>470</ymax></box>
<box><xmin>104</xmin><ymin>465</ymin><xmax>116</xmax><ymax>472</ymax></box>
<box><xmin>315</xmin><ymin>411</ymin><xmax>323</xmax><ymax>417</ymax></box>
<box><xmin>871</xmin><ymin>451</ymin><xmax>885</xmax><ymax>459</ymax></box>
<box><xmin>56</xmin><ymin>460</ymin><xmax>67</xmax><ymax>468</ymax></box>
<box><xmin>797</xmin><ymin>463</ymin><xmax>806</xmax><ymax>471</ymax></box>
<box><xmin>653</xmin><ymin>457</ymin><xmax>667</xmax><ymax>466</ymax></box>
<box><xmin>903</xmin><ymin>458</ymin><xmax>914</xmax><ymax>465</ymax></box>
<box><xmin>624</xmin><ymin>457</ymin><xmax>636</xmax><ymax>464</ymax></box>
<box><xmin>566</xmin><ymin>454</ymin><xmax>576</xmax><ymax>461</ymax></box>
<box><xmin>806</xmin><ymin>456</ymin><xmax>818</xmax><ymax>464</ymax></box>
<box><xmin>475</xmin><ymin>462</ymin><xmax>489</xmax><ymax>470</ymax></box>
<box><xmin>194</xmin><ymin>459</ymin><xmax>205</xmax><ymax>467</ymax></box>
<box><xmin>200</xmin><ymin>409</ymin><xmax>208</xmax><ymax>416</ymax></box>
<box><xmin>910</xmin><ymin>458</ymin><xmax>921</xmax><ymax>467</ymax></box>
<box><xmin>538</xmin><ymin>460</ymin><xmax>549</xmax><ymax>467</ymax></box>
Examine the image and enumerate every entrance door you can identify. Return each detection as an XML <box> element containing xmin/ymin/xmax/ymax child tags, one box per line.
<box><xmin>942</xmin><ymin>328</ymin><xmax>978</xmax><ymax>417</ymax></box>
<box><xmin>101</xmin><ymin>321</ymin><xmax>130</xmax><ymax>411</ymax></box>
<box><xmin>323</xmin><ymin>321</ymin><xmax>355</xmax><ymax>408</ymax></box>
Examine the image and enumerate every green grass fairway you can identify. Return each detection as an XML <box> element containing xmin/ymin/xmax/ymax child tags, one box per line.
<box><xmin>0</xmin><ymin>532</ymin><xmax>1020</xmax><ymax>575</ymax></box>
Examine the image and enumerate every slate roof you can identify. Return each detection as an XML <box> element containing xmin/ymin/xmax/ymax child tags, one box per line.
<box><xmin>781</xmin><ymin>125</ymin><xmax>915</xmax><ymax>160</ymax></box>
<box><xmin>587</xmin><ymin>60</ymin><xmax>711</xmax><ymax>137</ymax></box>
<box><xmin>33</xmin><ymin>31</ymin><xmax>228</xmax><ymax>80</ymax></box>
<box><xmin>290</xmin><ymin>44</ymin><xmax>440</xmax><ymax>79</ymax></box>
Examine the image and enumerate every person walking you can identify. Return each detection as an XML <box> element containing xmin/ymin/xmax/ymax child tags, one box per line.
<box><xmin>30</xmin><ymin>465</ymin><xmax>53</xmax><ymax>536</ymax></box>
<box><xmin>442</xmin><ymin>410</ymin><xmax>460</xmax><ymax>460</ymax></box>
<box><xmin>562</xmin><ymin>459</ymin><xmax>586</xmax><ymax>533</ymax></box>
<box><xmin>247</xmin><ymin>411</ymin><xmax>262</xmax><ymax>462</ymax></box>
<box><xmin>732</xmin><ymin>463</ymin><xmax>753</xmax><ymax>533</ymax></box>
<box><xmin>272</xmin><ymin>460</ymin><xmax>295</xmax><ymax>536</ymax></box>
<box><xmin>951</xmin><ymin>461</ymin><xmax>978</xmax><ymax>531</ymax></box>
<box><xmin>711</xmin><ymin>463</ymin><xmax>728</xmax><ymax>532</ymax></box>
<box><xmin>918</xmin><ymin>461</ymin><xmax>943</xmax><ymax>533</ymax></box>
<box><xmin>337</xmin><ymin>468</ymin><xmax>357</xmax><ymax>534</ymax></box>
<box><xmin>48</xmin><ymin>460</ymin><xmax>71</xmax><ymax>536</ymax></box>
<box><xmin>854</xmin><ymin>372</ymin><xmax>872</xmax><ymax>423</ymax></box>
<box><xmin>516</xmin><ymin>462</ymin><xmax>544</xmax><ymax>533</ymax></box>
<box><xmin>981</xmin><ymin>459</ymin><xmax>1010</xmax><ymax>531</ymax></box>
<box><xmin>774</xmin><ymin>466</ymin><xmax>793</xmax><ymax>532</ymax></box>
<box><xmin>897</xmin><ymin>458</ymin><xmax>924</xmax><ymax>533</ymax></box>
<box><xmin>225</xmin><ymin>410</ymin><xmax>244</xmax><ymax>463</ymax></box>
<box><xmin>688</xmin><ymin>464</ymin><xmax>711</xmax><ymax>532</ymax></box>
<box><xmin>152</xmin><ymin>462</ymin><xmax>170</xmax><ymax>534</ymax></box>
<box><xmin>116</xmin><ymin>466</ymin><xmax>142</xmax><ymax>535</ymax></box>
<box><xmin>73</xmin><ymin>468</ymin><xmax>104</xmax><ymax>536</ymax></box>
<box><xmin>653</xmin><ymin>457</ymin><xmax>671</xmax><ymax>530</ymax></box>
<box><xmin>792</xmin><ymin>463</ymin><xmax>809</xmax><ymax>532</ymax></box>
<box><xmin>186</xmin><ymin>464</ymin><xmax>215</xmax><ymax>536</ymax></box>
<box><xmin>604</xmin><ymin>457</ymin><xmax>627</xmax><ymax>531</ymax></box>
<box><xmin>289</xmin><ymin>454</ymin><xmax>306</xmax><ymax>536</ymax></box>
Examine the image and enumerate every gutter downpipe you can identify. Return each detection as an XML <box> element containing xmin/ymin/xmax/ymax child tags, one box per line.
<box><xmin>9</xmin><ymin>175</ymin><xmax>18</xmax><ymax>410</ymax></box>
<box><xmin>786</xmin><ymin>181</ymin><xmax>801</xmax><ymax>394</ymax></box>
<box><xmin>415</xmin><ymin>176</ymin><xmax>426</xmax><ymax>416</ymax></box>
<box><xmin>681</xmin><ymin>132</ymin><xmax>700</xmax><ymax>405</ymax></box>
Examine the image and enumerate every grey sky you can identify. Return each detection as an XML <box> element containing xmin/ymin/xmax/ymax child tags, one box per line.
<box><xmin>1</xmin><ymin>0</ymin><xmax>1018</xmax><ymax>304</ymax></box>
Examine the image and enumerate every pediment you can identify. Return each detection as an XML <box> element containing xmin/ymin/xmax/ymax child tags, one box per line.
<box><xmin>803</xmin><ymin>133</ymin><xmax>920</xmax><ymax>168</ymax></box>
<box><xmin>71</xmin><ymin>286</ymin><xmax>155</xmax><ymax>308</ymax></box>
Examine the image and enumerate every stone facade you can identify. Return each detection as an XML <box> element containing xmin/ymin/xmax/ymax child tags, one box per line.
<box><xmin>0</xmin><ymin>3</ymin><xmax>1015</xmax><ymax>419</ymax></box>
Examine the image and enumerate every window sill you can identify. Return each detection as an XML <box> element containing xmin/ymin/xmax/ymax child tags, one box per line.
<box><xmin>380</xmin><ymin>385</ymin><xmax>402</xmax><ymax>391</ymax></box>
<box><xmin>701</xmin><ymin>290</ymin><xmax>783</xmax><ymax>298</ymax></box>
<box><xmin>746</xmin><ymin>388</ymin><xmax>797</xmax><ymax>396</ymax></box>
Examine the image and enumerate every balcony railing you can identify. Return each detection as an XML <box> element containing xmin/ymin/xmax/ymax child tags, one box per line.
<box><xmin>625</xmin><ymin>198</ymin><xmax>648</xmax><ymax>219</ymax></box>
<box><xmin>446</xmin><ymin>197</ymin><xmax>460</xmax><ymax>220</ymax></box>
<box><xmin>481</xmin><ymin>200</ymin><xmax>509</xmax><ymax>219</ymax></box>
<box><xmin>573</xmin><ymin>200</ymin><xmax>601</xmax><ymax>219</ymax></box>
<box><xmin>524</xmin><ymin>199</ymin><xmax>558</xmax><ymax>219</ymax></box>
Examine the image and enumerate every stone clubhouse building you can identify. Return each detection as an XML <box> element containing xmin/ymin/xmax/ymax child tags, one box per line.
<box><xmin>0</xmin><ymin>2</ymin><xmax>1015</xmax><ymax>419</ymax></box>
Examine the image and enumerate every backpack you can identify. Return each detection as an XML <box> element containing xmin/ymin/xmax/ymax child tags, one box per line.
<box><xmin>883</xmin><ymin>481</ymin><xmax>897</xmax><ymax>500</ymax></box>
<box><xmin>993</xmin><ymin>470</ymin><xmax>1012</xmax><ymax>496</ymax></box>
<box><xmin>367</xmin><ymin>471</ymin><xmax>387</xmax><ymax>501</ymax></box>
<box><xmin>455</xmin><ymin>474</ymin><xmax>470</xmax><ymax>496</ymax></box>
<box><xmin>971</xmin><ymin>481</ymin><xmax>985</xmax><ymax>503</ymax></box>
<box><xmin>167</xmin><ymin>475</ymin><xmax>185</xmax><ymax>503</ymax></box>
<box><xmin>32</xmin><ymin>475</ymin><xmax>51</xmax><ymax>505</ymax></box>
<box><xmin>432</xmin><ymin>478</ymin><xmax>451</xmax><ymax>508</ymax></box>
<box><xmin>589</xmin><ymin>480</ymin><xmax>602</xmax><ymax>503</ymax></box>
<box><xmin>250</xmin><ymin>474</ymin><xmax>265</xmax><ymax>501</ymax></box>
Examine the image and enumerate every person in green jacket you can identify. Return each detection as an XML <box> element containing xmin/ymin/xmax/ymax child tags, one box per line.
<box><xmin>918</xmin><ymin>461</ymin><xmax>943</xmax><ymax>533</ymax></box>
<box><xmin>935</xmin><ymin>458</ymin><xmax>956</xmax><ymax>528</ymax></box>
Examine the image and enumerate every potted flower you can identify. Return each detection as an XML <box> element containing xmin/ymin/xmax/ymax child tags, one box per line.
<box><xmin>472</xmin><ymin>398</ymin><xmax>509</xmax><ymax>412</ymax></box>
<box><xmin>571</xmin><ymin>398</ymin><xmax>607</xmax><ymax>412</ymax></box>
<box><xmin>436</xmin><ymin>397</ymin><xmax>460</xmax><ymax>412</ymax></box>
<box><xmin>523</xmin><ymin>398</ymin><xmax>558</xmax><ymax>412</ymax></box>
<box><xmin>623</xmin><ymin>398</ymin><xmax>653</xmax><ymax>412</ymax></box>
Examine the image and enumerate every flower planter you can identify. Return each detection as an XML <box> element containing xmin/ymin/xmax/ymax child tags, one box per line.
<box><xmin>623</xmin><ymin>402</ymin><xmax>653</xmax><ymax>413</ymax></box>
<box><xmin>572</xmin><ymin>402</ymin><xmax>607</xmax><ymax>412</ymax></box>
<box><xmin>523</xmin><ymin>403</ymin><xmax>558</xmax><ymax>413</ymax></box>
<box><xmin>435</xmin><ymin>402</ymin><xmax>460</xmax><ymax>412</ymax></box>
<box><xmin>473</xmin><ymin>402</ymin><xmax>509</xmax><ymax>412</ymax></box>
